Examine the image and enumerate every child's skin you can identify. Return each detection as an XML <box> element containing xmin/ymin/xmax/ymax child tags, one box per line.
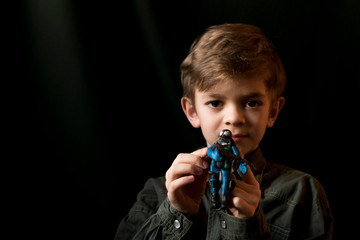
<box><xmin>165</xmin><ymin>76</ymin><xmax>284</xmax><ymax>218</ymax></box>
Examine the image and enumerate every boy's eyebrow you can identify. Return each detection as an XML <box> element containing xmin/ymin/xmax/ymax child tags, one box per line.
<box><xmin>205</xmin><ymin>93</ymin><xmax>226</xmax><ymax>99</ymax></box>
<box><xmin>205</xmin><ymin>92</ymin><xmax>266</xmax><ymax>99</ymax></box>
<box><xmin>240</xmin><ymin>92</ymin><xmax>267</xmax><ymax>99</ymax></box>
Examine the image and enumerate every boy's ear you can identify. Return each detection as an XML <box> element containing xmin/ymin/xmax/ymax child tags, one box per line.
<box><xmin>267</xmin><ymin>97</ymin><xmax>285</xmax><ymax>128</ymax></box>
<box><xmin>181</xmin><ymin>97</ymin><xmax>201</xmax><ymax>128</ymax></box>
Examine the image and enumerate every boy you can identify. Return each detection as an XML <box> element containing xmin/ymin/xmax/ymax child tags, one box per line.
<box><xmin>116</xmin><ymin>23</ymin><xmax>333</xmax><ymax>239</ymax></box>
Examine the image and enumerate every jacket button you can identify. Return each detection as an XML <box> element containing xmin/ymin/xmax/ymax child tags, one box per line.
<box><xmin>174</xmin><ymin>219</ymin><xmax>181</xmax><ymax>229</ymax></box>
<box><xmin>221</xmin><ymin>220</ymin><xmax>226</xmax><ymax>229</ymax></box>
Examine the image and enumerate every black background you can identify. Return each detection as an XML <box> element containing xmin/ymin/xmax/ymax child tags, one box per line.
<box><xmin>7</xmin><ymin>0</ymin><xmax>360</xmax><ymax>239</ymax></box>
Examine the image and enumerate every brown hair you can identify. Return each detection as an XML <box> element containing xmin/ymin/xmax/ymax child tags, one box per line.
<box><xmin>180</xmin><ymin>23</ymin><xmax>286</xmax><ymax>102</ymax></box>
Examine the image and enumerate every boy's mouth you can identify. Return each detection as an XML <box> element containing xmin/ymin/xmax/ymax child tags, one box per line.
<box><xmin>232</xmin><ymin>134</ymin><xmax>249</xmax><ymax>142</ymax></box>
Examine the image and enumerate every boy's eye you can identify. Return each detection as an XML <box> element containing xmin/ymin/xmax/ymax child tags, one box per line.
<box><xmin>246</xmin><ymin>100</ymin><xmax>260</xmax><ymax>108</ymax></box>
<box><xmin>207</xmin><ymin>100</ymin><xmax>222</xmax><ymax>108</ymax></box>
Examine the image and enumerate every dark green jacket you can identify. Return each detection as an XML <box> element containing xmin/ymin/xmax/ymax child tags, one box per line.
<box><xmin>116</xmin><ymin>148</ymin><xmax>333</xmax><ymax>239</ymax></box>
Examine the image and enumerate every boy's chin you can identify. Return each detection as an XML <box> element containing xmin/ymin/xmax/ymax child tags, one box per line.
<box><xmin>235</xmin><ymin>143</ymin><xmax>257</xmax><ymax>156</ymax></box>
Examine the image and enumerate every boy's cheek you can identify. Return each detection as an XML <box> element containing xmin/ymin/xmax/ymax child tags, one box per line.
<box><xmin>202</xmin><ymin>132</ymin><xmax>216</xmax><ymax>147</ymax></box>
<box><xmin>201</xmin><ymin>127</ymin><xmax>219</xmax><ymax>147</ymax></box>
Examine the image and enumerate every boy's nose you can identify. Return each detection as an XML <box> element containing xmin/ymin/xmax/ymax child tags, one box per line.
<box><xmin>224</xmin><ymin>104</ymin><xmax>245</xmax><ymax>126</ymax></box>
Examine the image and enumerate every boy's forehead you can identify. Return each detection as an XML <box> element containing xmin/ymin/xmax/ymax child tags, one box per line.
<box><xmin>198</xmin><ymin>76</ymin><xmax>268</xmax><ymax>96</ymax></box>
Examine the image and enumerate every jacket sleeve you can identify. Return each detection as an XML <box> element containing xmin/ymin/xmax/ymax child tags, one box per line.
<box><xmin>115</xmin><ymin>177</ymin><xmax>198</xmax><ymax>240</ymax></box>
<box><xmin>133</xmin><ymin>198</ymin><xmax>197</xmax><ymax>239</ymax></box>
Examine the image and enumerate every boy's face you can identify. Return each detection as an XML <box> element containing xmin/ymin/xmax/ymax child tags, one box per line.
<box><xmin>182</xmin><ymin>77</ymin><xmax>284</xmax><ymax>155</ymax></box>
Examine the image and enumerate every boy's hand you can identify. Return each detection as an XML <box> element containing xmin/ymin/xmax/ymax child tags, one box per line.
<box><xmin>228</xmin><ymin>166</ymin><xmax>261</xmax><ymax>218</ymax></box>
<box><xmin>165</xmin><ymin>148</ymin><xmax>209</xmax><ymax>216</ymax></box>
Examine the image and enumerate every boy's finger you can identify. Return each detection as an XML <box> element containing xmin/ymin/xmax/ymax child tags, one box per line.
<box><xmin>240</xmin><ymin>165</ymin><xmax>258</xmax><ymax>186</ymax></box>
<box><xmin>191</xmin><ymin>147</ymin><xmax>208</xmax><ymax>158</ymax></box>
<box><xmin>191</xmin><ymin>147</ymin><xmax>210</xmax><ymax>169</ymax></box>
<box><xmin>167</xmin><ymin>175</ymin><xmax>195</xmax><ymax>193</ymax></box>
